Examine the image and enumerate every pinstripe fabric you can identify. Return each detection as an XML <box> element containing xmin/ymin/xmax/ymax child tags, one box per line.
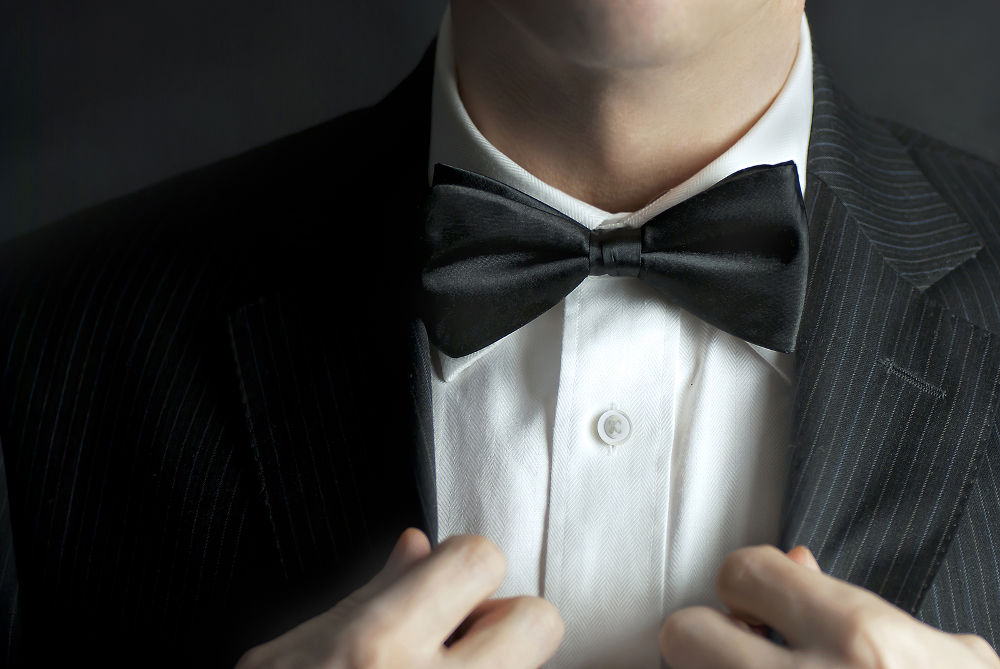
<box><xmin>0</xmin><ymin>452</ymin><xmax>20</xmax><ymax>667</ymax></box>
<box><xmin>1</xmin><ymin>45</ymin><xmax>1000</xmax><ymax>667</ymax></box>
<box><xmin>0</xmin><ymin>46</ymin><xmax>437</xmax><ymax>667</ymax></box>
<box><xmin>0</xmin><ymin>151</ymin><xmax>278</xmax><ymax>665</ymax></box>
<box><xmin>225</xmin><ymin>288</ymin><xmax>429</xmax><ymax>582</ymax></box>
<box><xmin>887</xmin><ymin>125</ymin><xmax>1000</xmax><ymax>644</ymax></box>
<box><xmin>780</xmin><ymin>63</ymin><xmax>1000</xmax><ymax>641</ymax></box>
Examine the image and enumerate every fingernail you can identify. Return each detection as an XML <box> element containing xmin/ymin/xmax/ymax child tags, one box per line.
<box><xmin>792</xmin><ymin>545</ymin><xmax>821</xmax><ymax>571</ymax></box>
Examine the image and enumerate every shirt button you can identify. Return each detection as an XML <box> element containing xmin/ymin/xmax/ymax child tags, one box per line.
<box><xmin>597</xmin><ymin>409</ymin><xmax>631</xmax><ymax>446</ymax></box>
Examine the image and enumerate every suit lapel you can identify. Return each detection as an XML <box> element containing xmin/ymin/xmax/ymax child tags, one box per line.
<box><xmin>226</xmin><ymin>44</ymin><xmax>437</xmax><ymax>585</ymax></box>
<box><xmin>781</xmin><ymin>61</ymin><xmax>1000</xmax><ymax>614</ymax></box>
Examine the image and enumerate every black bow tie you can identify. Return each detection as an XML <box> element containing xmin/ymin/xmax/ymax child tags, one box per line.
<box><xmin>421</xmin><ymin>162</ymin><xmax>809</xmax><ymax>358</ymax></box>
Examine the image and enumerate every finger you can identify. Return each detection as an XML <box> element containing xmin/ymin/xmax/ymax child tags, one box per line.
<box><xmin>444</xmin><ymin>596</ymin><xmax>564</xmax><ymax>669</ymax></box>
<box><xmin>786</xmin><ymin>545</ymin><xmax>821</xmax><ymax>572</ymax></box>
<box><xmin>716</xmin><ymin>545</ymin><xmax>861</xmax><ymax>647</ymax></box>
<box><xmin>659</xmin><ymin>606</ymin><xmax>792</xmax><ymax>669</ymax></box>
<box><xmin>368</xmin><ymin>534</ymin><xmax>507</xmax><ymax>649</ymax></box>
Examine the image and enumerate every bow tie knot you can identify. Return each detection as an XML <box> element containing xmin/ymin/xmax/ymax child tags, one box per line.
<box><xmin>421</xmin><ymin>162</ymin><xmax>808</xmax><ymax>358</ymax></box>
<box><xmin>589</xmin><ymin>228</ymin><xmax>642</xmax><ymax>278</ymax></box>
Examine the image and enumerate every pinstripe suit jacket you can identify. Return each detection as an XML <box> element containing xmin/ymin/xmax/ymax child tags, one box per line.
<box><xmin>2</xmin><ymin>44</ymin><xmax>1000</xmax><ymax>666</ymax></box>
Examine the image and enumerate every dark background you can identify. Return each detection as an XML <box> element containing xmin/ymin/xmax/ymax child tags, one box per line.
<box><xmin>3</xmin><ymin>0</ymin><xmax>999</xmax><ymax>242</ymax></box>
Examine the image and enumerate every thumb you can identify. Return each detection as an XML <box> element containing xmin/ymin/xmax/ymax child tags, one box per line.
<box><xmin>787</xmin><ymin>545</ymin><xmax>821</xmax><ymax>572</ymax></box>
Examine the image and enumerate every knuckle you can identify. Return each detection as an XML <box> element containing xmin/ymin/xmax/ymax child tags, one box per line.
<box><xmin>658</xmin><ymin>611</ymin><xmax>685</xmax><ymax>649</ymax></box>
<box><xmin>507</xmin><ymin>595</ymin><xmax>543</xmax><ymax>618</ymax></box>
<box><xmin>450</xmin><ymin>534</ymin><xmax>507</xmax><ymax>582</ymax></box>
<box><xmin>717</xmin><ymin>545</ymin><xmax>781</xmax><ymax>593</ymax></box>
<box><xmin>958</xmin><ymin>634</ymin><xmax>1000</xmax><ymax>663</ymax></box>
<box><xmin>836</xmin><ymin>606</ymin><xmax>900</xmax><ymax>668</ymax></box>
<box><xmin>340</xmin><ymin>622</ymin><xmax>394</xmax><ymax>669</ymax></box>
<box><xmin>514</xmin><ymin>596</ymin><xmax>565</xmax><ymax>639</ymax></box>
<box><xmin>335</xmin><ymin>605</ymin><xmax>406</xmax><ymax>668</ymax></box>
<box><xmin>343</xmin><ymin>608</ymin><xmax>391</xmax><ymax>646</ymax></box>
<box><xmin>659</xmin><ymin>607</ymin><xmax>710</xmax><ymax>660</ymax></box>
<box><xmin>234</xmin><ymin>601</ymin><xmax>406</xmax><ymax>669</ymax></box>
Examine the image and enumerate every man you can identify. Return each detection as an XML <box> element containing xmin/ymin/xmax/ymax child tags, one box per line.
<box><xmin>2</xmin><ymin>0</ymin><xmax>1000</xmax><ymax>666</ymax></box>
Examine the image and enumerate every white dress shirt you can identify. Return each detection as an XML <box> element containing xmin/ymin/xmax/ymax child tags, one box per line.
<box><xmin>428</xmin><ymin>8</ymin><xmax>814</xmax><ymax>667</ymax></box>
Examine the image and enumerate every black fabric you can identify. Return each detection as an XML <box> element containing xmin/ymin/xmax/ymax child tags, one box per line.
<box><xmin>422</xmin><ymin>162</ymin><xmax>809</xmax><ymax>357</ymax></box>
<box><xmin>2</xmin><ymin>39</ymin><xmax>1000</xmax><ymax>666</ymax></box>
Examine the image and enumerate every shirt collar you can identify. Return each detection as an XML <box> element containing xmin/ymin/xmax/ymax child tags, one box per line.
<box><xmin>428</xmin><ymin>7</ymin><xmax>814</xmax><ymax>383</ymax></box>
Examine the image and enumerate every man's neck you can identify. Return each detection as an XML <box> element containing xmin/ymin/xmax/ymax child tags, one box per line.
<box><xmin>450</xmin><ymin>1</ymin><xmax>804</xmax><ymax>213</ymax></box>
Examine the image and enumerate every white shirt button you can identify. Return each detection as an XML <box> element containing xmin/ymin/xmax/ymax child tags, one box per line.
<box><xmin>597</xmin><ymin>409</ymin><xmax>631</xmax><ymax>446</ymax></box>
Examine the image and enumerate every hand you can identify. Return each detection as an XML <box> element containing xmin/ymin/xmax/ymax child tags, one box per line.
<box><xmin>236</xmin><ymin>528</ymin><xmax>564</xmax><ymax>668</ymax></box>
<box><xmin>659</xmin><ymin>544</ymin><xmax>1000</xmax><ymax>668</ymax></box>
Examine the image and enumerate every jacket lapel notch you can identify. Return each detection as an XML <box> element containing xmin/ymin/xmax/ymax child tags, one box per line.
<box><xmin>807</xmin><ymin>60</ymin><xmax>983</xmax><ymax>291</ymax></box>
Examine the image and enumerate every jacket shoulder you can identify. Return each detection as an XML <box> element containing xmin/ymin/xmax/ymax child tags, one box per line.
<box><xmin>1</xmin><ymin>101</ymin><xmax>375</xmax><ymax>297</ymax></box>
<box><xmin>0</xmin><ymin>43</ymin><xmax>434</xmax><ymax>401</ymax></box>
<box><xmin>0</xmin><ymin>96</ymin><xmax>405</xmax><ymax>669</ymax></box>
<box><xmin>0</xmin><ymin>41</ymin><xmax>432</xmax><ymax>331</ymax></box>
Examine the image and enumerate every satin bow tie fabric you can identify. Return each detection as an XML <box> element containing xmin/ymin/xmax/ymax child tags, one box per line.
<box><xmin>421</xmin><ymin>162</ymin><xmax>809</xmax><ymax>358</ymax></box>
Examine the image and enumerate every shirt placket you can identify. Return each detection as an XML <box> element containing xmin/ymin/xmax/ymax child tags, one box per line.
<box><xmin>542</xmin><ymin>275</ymin><xmax>678</xmax><ymax>668</ymax></box>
